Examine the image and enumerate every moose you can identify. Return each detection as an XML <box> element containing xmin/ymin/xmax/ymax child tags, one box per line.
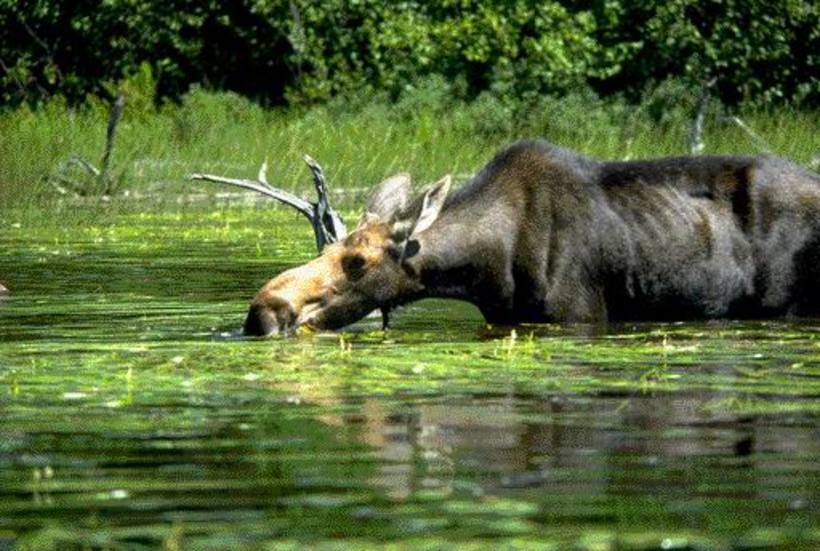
<box><xmin>195</xmin><ymin>140</ymin><xmax>820</xmax><ymax>336</ymax></box>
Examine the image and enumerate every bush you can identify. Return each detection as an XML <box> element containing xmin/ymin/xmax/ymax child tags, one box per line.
<box><xmin>170</xmin><ymin>87</ymin><xmax>265</xmax><ymax>145</ymax></box>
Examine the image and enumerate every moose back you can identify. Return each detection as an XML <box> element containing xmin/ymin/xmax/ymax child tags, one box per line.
<box><xmin>243</xmin><ymin>140</ymin><xmax>820</xmax><ymax>335</ymax></box>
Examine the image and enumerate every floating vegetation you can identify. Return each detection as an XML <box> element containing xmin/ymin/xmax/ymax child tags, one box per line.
<box><xmin>0</xmin><ymin>206</ymin><xmax>818</xmax><ymax>549</ymax></box>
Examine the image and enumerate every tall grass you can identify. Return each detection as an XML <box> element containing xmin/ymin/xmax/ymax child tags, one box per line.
<box><xmin>1</xmin><ymin>78</ymin><xmax>818</xmax><ymax>217</ymax></box>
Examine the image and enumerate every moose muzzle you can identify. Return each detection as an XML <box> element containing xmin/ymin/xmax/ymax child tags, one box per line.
<box><xmin>243</xmin><ymin>245</ymin><xmax>346</xmax><ymax>336</ymax></box>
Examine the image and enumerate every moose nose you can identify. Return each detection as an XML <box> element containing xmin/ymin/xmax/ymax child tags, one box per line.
<box><xmin>243</xmin><ymin>298</ymin><xmax>297</xmax><ymax>336</ymax></box>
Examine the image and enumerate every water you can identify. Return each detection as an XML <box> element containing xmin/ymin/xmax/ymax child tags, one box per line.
<box><xmin>1</xmin><ymin>207</ymin><xmax>818</xmax><ymax>549</ymax></box>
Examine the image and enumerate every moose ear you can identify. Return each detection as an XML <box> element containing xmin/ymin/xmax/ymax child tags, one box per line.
<box><xmin>411</xmin><ymin>174</ymin><xmax>451</xmax><ymax>236</ymax></box>
<box><xmin>363</xmin><ymin>173</ymin><xmax>412</xmax><ymax>222</ymax></box>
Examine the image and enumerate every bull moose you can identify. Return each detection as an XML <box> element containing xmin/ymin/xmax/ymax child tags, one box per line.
<box><xmin>231</xmin><ymin>140</ymin><xmax>820</xmax><ymax>336</ymax></box>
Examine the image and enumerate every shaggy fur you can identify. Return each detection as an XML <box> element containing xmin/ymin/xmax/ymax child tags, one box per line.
<box><xmin>245</xmin><ymin>140</ymin><xmax>820</xmax><ymax>335</ymax></box>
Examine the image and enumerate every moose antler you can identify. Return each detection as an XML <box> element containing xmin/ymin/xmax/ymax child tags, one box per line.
<box><xmin>302</xmin><ymin>155</ymin><xmax>347</xmax><ymax>251</ymax></box>
<box><xmin>189</xmin><ymin>156</ymin><xmax>347</xmax><ymax>253</ymax></box>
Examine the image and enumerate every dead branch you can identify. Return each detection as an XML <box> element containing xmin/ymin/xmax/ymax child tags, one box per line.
<box><xmin>189</xmin><ymin>171</ymin><xmax>313</xmax><ymax>218</ymax></box>
<box><xmin>721</xmin><ymin>115</ymin><xmax>772</xmax><ymax>154</ymax></box>
<box><xmin>100</xmin><ymin>94</ymin><xmax>126</xmax><ymax>192</ymax></box>
<box><xmin>189</xmin><ymin>156</ymin><xmax>347</xmax><ymax>254</ymax></box>
<box><xmin>688</xmin><ymin>78</ymin><xmax>716</xmax><ymax>155</ymax></box>
<box><xmin>49</xmin><ymin>94</ymin><xmax>125</xmax><ymax>196</ymax></box>
<box><xmin>58</xmin><ymin>156</ymin><xmax>100</xmax><ymax>177</ymax></box>
<box><xmin>49</xmin><ymin>155</ymin><xmax>101</xmax><ymax>195</ymax></box>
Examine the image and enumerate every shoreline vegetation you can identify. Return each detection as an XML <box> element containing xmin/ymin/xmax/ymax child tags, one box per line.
<box><xmin>3</xmin><ymin>2</ymin><xmax>817</xmax><ymax>217</ymax></box>
<box><xmin>1</xmin><ymin>77</ymin><xmax>818</xmax><ymax>217</ymax></box>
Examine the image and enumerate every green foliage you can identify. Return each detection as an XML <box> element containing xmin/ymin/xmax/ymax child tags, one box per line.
<box><xmin>1</xmin><ymin>1</ymin><xmax>817</xmax><ymax>108</ymax></box>
<box><xmin>594</xmin><ymin>0</ymin><xmax>820</xmax><ymax>106</ymax></box>
<box><xmin>0</xmin><ymin>0</ymin><xmax>293</xmax><ymax>106</ymax></box>
<box><xmin>279</xmin><ymin>1</ymin><xmax>619</xmax><ymax>103</ymax></box>
<box><xmin>169</xmin><ymin>86</ymin><xmax>265</xmax><ymax>145</ymax></box>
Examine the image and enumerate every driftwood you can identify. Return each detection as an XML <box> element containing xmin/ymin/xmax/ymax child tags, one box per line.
<box><xmin>100</xmin><ymin>94</ymin><xmax>126</xmax><ymax>186</ymax></box>
<box><xmin>51</xmin><ymin>94</ymin><xmax>126</xmax><ymax>196</ymax></box>
<box><xmin>189</xmin><ymin>155</ymin><xmax>347</xmax><ymax>253</ymax></box>
<box><xmin>686</xmin><ymin>78</ymin><xmax>776</xmax><ymax>157</ymax></box>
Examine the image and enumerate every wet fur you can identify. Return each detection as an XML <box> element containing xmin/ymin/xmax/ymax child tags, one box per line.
<box><xmin>407</xmin><ymin>140</ymin><xmax>820</xmax><ymax>322</ymax></box>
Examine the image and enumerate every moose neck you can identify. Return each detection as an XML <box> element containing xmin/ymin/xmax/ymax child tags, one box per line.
<box><xmin>404</xmin><ymin>191</ymin><xmax>519</xmax><ymax>318</ymax></box>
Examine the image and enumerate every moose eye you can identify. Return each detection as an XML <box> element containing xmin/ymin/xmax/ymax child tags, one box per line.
<box><xmin>342</xmin><ymin>254</ymin><xmax>366</xmax><ymax>279</ymax></box>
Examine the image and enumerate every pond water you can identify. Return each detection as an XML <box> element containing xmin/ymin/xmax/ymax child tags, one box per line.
<box><xmin>1</xmin><ymin>207</ymin><xmax>818</xmax><ymax>549</ymax></box>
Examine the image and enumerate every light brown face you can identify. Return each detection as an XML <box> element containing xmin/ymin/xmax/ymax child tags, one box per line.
<box><xmin>242</xmin><ymin>243</ymin><xmax>346</xmax><ymax>336</ymax></box>
<box><xmin>243</xmin><ymin>173</ymin><xmax>451</xmax><ymax>336</ymax></box>
<box><xmin>243</xmin><ymin>220</ymin><xmax>408</xmax><ymax>335</ymax></box>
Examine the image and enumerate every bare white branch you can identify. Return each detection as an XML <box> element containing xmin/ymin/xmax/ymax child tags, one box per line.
<box><xmin>688</xmin><ymin>79</ymin><xmax>715</xmax><ymax>155</ymax></box>
<box><xmin>58</xmin><ymin>156</ymin><xmax>100</xmax><ymax>177</ymax></box>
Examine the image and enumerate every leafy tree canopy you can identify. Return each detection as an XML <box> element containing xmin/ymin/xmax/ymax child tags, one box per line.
<box><xmin>1</xmin><ymin>0</ymin><xmax>817</xmax><ymax>108</ymax></box>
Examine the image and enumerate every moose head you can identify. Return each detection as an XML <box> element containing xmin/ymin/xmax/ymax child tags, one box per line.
<box><xmin>243</xmin><ymin>173</ymin><xmax>452</xmax><ymax>336</ymax></box>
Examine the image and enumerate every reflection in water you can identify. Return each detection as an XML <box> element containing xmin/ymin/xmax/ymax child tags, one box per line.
<box><xmin>347</xmin><ymin>390</ymin><xmax>817</xmax><ymax>512</ymax></box>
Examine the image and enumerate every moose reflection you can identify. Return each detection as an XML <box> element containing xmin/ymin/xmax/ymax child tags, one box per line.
<box><xmin>243</xmin><ymin>140</ymin><xmax>820</xmax><ymax>336</ymax></box>
<box><xmin>267</xmin><ymin>359</ymin><xmax>817</xmax><ymax>504</ymax></box>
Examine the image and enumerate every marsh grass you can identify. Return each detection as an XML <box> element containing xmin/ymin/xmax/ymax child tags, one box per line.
<box><xmin>2</xmin><ymin>80</ymin><xmax>818</xmax><ymax>218</ymax></box>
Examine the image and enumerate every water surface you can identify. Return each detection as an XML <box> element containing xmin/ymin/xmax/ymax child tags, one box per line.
<box><xmin>1</xmin><ymin>207</ymin><xmax>818</xmax><ymax>549</ymax></box>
